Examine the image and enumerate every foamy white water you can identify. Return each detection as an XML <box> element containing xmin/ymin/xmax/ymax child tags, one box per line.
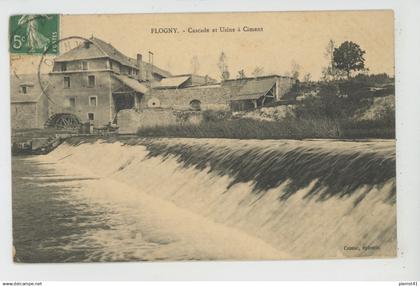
<box><xmin>16</xmin><ymin>138</ymin><xmax>396</xmax><ymax>261</ymax></box>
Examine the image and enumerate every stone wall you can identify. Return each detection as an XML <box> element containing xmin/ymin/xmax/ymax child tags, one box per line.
<box><xmin>276</xmin><ymin>77</ymin><xmax>297</xmax><ymax>100</ymax></box>
<box><xmin>38</xmin><ymin>93</ymin><xmax>50</xmax><ymax>128</ymax></box>
<box><xmin>11</xmin><ymin>102</ymin><xmax>38</xmax><ymax>129</ymax></box>
<box><xmin>141</xmin><ymin>85</ymin><xmax>230</xmax><ymax>111</ymax></box>
<box><xmin>117</xmin><ymin>109</ymin><xmax>202</xmax><ymax>134</ymax></box>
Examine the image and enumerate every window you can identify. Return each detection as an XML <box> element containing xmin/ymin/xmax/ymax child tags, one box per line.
<box><xmin>68</xmin><ymin>97</ymin><xmax>76</xmax><ymax>108</ymax></box>
<box><xmin>88</xmin><ymin>113</ymin><xmax>94</xmax><ymax>121</ymax></box>
<box><xmin>64</xmin><ymin>76</ymin><xmax>70</xmax><ymax>88</ymax></box>
<box><xmin>20</xmin><ymin>86</ymin><xmax>27</xmax><ymax>94</ymax></box>
<box><xmin>190</xmin><ymin>99</ymin><xmax>201</xmax><ymax>111</ymax></box>
<box><xmin>19</xmin><ymin>84</ymin><xmax>33</xmax><ymax>94</ymax></box>
<box><xmin>61</xmin><ymin>62</ymin><xmax>67</xmax><ymax>71</ymax></box>
<box><xmin>109</xmin><ymin>61</ymin><xmax>113</xmax><ymax>70</ymax></box>
<box><xmin>128</xmin><ymin>68</ymin><xmax>136</xmax><ymax>76</ymax></box>
<box><xmin>88</xmin><ymin>75</ymin><xmax>95</xmax><ymax>87</ymax></box>
<box><xmin>89</xmin><ymin>96</ymin><xmax>97</xmax><ymax>107</ymax></box>
<box><xmin>81</xmin><ymin>61</ymin><xmax>88</xmax><ymax>70</ymax></box>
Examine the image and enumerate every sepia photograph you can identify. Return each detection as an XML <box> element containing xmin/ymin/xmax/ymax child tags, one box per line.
<box><xmin>9</xmin><ymin>11</ymin><xmax>396</xmax><ymax>263</ymax></box>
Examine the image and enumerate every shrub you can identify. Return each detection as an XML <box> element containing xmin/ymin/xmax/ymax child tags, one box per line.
<box><xmin>137</xmin><ymin>117</ymin><xmax>341</xmax><ymax>139</ymax></box>
<box><xmin>202</xmin><ymin>110</ymin><xmax>232</xmax><ymax>122</ymax></box>
<box><xmin>339</xmin><ymin>119</ymin><xmax>395</xmax><ymax>139</ymax></box>
<box><xmin>353</xmin><ymin>73</ymin><xmax>394</xmax><ymax>85</ymax></box>
<box><xmin>294</xmin><ymin>83</ymin><xmax>346</xmax><ymax>119</ymax></box>
<box><xmin>173</xmin><ymin>110</ymin><xmax>202</xmax><ymax>124</ymax></box>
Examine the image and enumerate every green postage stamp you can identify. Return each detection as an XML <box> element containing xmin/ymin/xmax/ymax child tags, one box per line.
<box><xmin>9</xmin><ymin>14</ymin><xmax>59</xmax><ymax>55</ymax></box>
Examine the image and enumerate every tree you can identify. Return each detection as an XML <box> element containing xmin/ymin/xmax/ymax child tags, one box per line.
<box><xmin>333</xmin><ymin>41</ymin><xmax>366</xmax><ymax>79</ymax></box>
<box><xmin>325</xmin><ymin>39</ymin><xmax>335</xmax><ymax>67</ymax></box>
<box><xmin>294</xmin><ymin>83</ymin><xmax>345</xmax><ymax>120</ymax></box>
<box><xmin>221</xmin><ymin>70</ymin><xmax>230</xmax><ymax>81</ymax></box>
<box><xmin>190</xmin><ymin>55</ymin><xmax>200</xmax><ymax>74</ymax></box>
<box><xmin>237</xmin><ymin>69</ymin><xmax>246</xmax><ymax>79</ymax></box>
<box><xmin>290</xmin><ymin>61</ymin><xmax>301</xmax><ymax>81</ymax></box>
<box><xmin>251</xmin><ymin>66</ymin><xmax>264</xmax><ymax>77</ymax></box>
<box><xmin>321</xmin><ymin>39</ymin><xmax>342</xmax><ymax>81</ymax></box>
<box><xmin>217</xmin><ymin>51</ymin><xmax>230</xmax><ymax>81</ymax></box>
<box><xmin>302</xmin><ymin>73</ymin><xmax>312</xmax><ymax>83</ymax></box>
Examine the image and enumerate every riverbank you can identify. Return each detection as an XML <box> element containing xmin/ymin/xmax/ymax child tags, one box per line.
<box><xmin>136</xmin><ymin>116</ymin><xmax>395</xmax><ymax>140</ymax></box>
<box><xmin>136</xmin><ymin>117</ymin><xmax>338</xmax><ymax>139</ymax></box>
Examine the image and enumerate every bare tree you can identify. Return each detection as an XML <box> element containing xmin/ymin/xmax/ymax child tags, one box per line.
<box><xmin>190</xmin><ymin>55</ymin><xmax>200</xmax><ymax>74</ymax></box>
<box><xmin>321</xmin><ymin>39</ymin><xmax>346</xmax><ymax>81</ymax></box>
<box><xmin>237</xmin><ymin>69</ymin><xmax>246</xmax><ymax>79</ymax></box>
<box><xmin>290</xmin><ymin>60</ymin><xmax>301</xmax><ymax>81</ymax></box>
<box><xmin>251</xmin><ymin>66</ymin><xmax>264</xmax><ymax>77</ymax></box>
<box><xmin>302</xmin><ymin>73</ymin><xmax>312</xmax><ymax>82</ymax></box>
<box><xmin>217</xmin><ymin>51</ymin><xmax>230</xmax><ymax>81</ymax></box>
<box><xmin>325</xmin><ymin>39</ymin><xmax>335</xmax><ymax>67</ymax></box>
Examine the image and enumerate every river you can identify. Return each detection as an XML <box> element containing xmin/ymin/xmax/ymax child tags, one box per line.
<box><xmin>12</xmin><ymin>138</ymin><xmax>396</xmax><ymax>262</ymax></box>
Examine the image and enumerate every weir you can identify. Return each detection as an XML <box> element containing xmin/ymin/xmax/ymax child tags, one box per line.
<box><xmin>33</xmin><ymin>137</ymin><xmax>396</xmax><ymax>260</ymax></box>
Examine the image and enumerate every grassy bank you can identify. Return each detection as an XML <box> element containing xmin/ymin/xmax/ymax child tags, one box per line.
<box><xmin>136</xmin><ymin>116</ymin><xmax>394</xmax><ymax>140</ymax></box>
<box><xmin>136</xmin><ymin>77</ymin><xmax>395</xmax><ymax>140</ymax></box>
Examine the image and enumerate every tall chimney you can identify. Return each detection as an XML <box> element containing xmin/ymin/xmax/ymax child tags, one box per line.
<box><xmin>148</xmin><ymin>51</ymin><xmax>154</xmax><ymax>82</ymax></box>
<box><xmin>137</xmin><ymin>53</ymin><xmax>143</xmax><ymax>81</ymax></box>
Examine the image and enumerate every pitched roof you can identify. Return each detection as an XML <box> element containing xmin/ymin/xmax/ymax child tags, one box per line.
<box><xmin>54</xmin><ymin>37</ymin><xmax>137</xmax><ymax>68</ymax></box>
<box><xmin>10</xmin><ymin>74</ymin><xmax>49</xmax><ymax>103</ymax></box>
<box><xmin>225</xmin><ymin>76</ymin><xmax>277</xmax><ymax>101</ymax></box>
<box><xmin>174</xmin><ymin>74</ymin><xmax>217</xmax><ymax>84</ymax></box>
<box><xmin>152</xmin><ymin>75</ymin><xmax>191</xmax><ymax>89</ymax></box>
<box><xmin>90</xmin><ymin>37</ymin><xmax>138</xmax><ymax>68</ymax></box>
<box><xmin>54</xmin><ymin>38</ymin><xmax>108</xmax><ymax>63</ymax></box>
<box><xmin>143</xmin><ymin>62</ymin><xmax>172</xmax><ymax>78</ymax></box>
<box><xmin>54</xmin><ymin>37</ymin><xmax>171</xmax><ymax>77</ymax></box>
<box><xmin>112</xmin><ymin>74</ymin><xmax>149</xmax><ymax>94</ymax></box>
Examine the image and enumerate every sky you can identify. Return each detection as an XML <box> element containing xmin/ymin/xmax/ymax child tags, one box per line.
<box><xmin>11</xmin><ymin>11</ymin><xmax>394</xmax><ymax>80</ymax></box>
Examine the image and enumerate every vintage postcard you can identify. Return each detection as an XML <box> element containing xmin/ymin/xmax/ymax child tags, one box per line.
<box><xmin>9</xmin><ymin>11</ymin><xmax>395</xmax><ymax>262</ymax></box>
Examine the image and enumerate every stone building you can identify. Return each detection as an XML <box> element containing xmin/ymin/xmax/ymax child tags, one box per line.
<box><xmin>144</xmin><ymin>84</ymin><xmax>230</xmax><ymax>111</ymax></box>
<box><xmin>47</xmin><ymin>37</ymin><xmax>171</xmax><ymax>127</ymax></box>
<box><xmin>144</xmin><ymin>75</ymin><xmax>296</xmax><ymax>112</ymax></box>
<box><xmin>225</xmin><ymin>75</ymin><xmax>296</xmax><ymax>111</ymax></box>
<box><xmin>10</xmin><ymin>74</ymin><xmax>50</xmax><ymax>129</ymax></box>
<box><xmin>11</xmin><ymin>36</ymin><xmax>297</xmax><ymax>130</ymax></box>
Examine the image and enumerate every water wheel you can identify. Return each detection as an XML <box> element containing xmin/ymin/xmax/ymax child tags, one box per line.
<box><xmin>44</xmin><ymin>113</ymin><xmax>81</xmax><ymax>129</ymax></box>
